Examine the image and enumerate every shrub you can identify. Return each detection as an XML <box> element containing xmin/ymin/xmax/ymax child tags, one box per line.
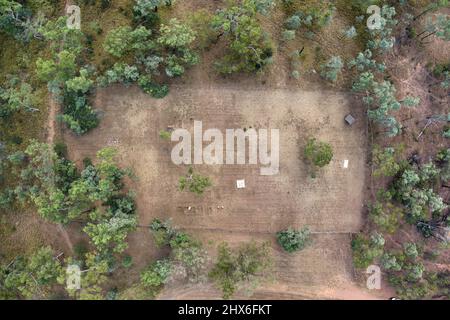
<box><xmin>209</xmin><ymin>241</ymin><xmax>272</xmax><ymax>299</ymax></box>
<box><xmin>285</xmin><ymin>15</ymin><xmax>302</xmax><ymax>30</ymax></box>
<box><xmin>380</xmin><ymin>252</ymin><xmax>402</xmax><ymax>271</ymax></box>
<box><xmin>368</xmin><ymin>201</ymin><xmax>403</xmax><ymax>234</ymax></box>
<box><xmin>179</xmin><ymin>167</ymin><xmax>212</xmax><ymax>195</ymax></box>
<box><xmin>159</xmin><ymin>130</ymin><xmax>171</xmax><ymax>140</ymax></box>
<box><xmin>351</xmin><ymin>233</ymin><xmax>385</xmax><ymax>269</ymax></box>
<box><xmin>304</xmin><ymin>138</ymin><xmax>333</xmax><ymax>168</ymax></box>
<box><xmin>211</xmin><ymin>0</ymin><xmax>274</xmax><ymax>74</ymax></box>
<box><xmin>277</xmin><ymin>227</ymin><xmax>312</xmax><ymax>253</ymax></box>
<box><xmin>282</xmin><ymin>29</ymin><xmax>296</xmax><ymax>41</ymax></box>
<box><xmin>140</xmin><ymin>259</ymin><xmax>173</xmax><ymax>288</ymax></box>
<box><xmin>122</xmin><ymin>255</ymin><xmax>133</xmax><ymax>268</ymax></box>
<box><xmin>320</xmin><ymin>56</ymin><xmax>343</xmax><ymax>82</ymax></box>
<box><xmin>103</xmin><ymin>26</ymin><xmax>152</xmax><ymax>58</ymax></box>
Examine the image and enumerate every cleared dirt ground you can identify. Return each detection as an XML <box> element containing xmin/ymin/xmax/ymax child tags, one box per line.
<box><xmin>61</xmin><ymin>83</ymin><xmax>391</xmax><ymax>299</ymax></box>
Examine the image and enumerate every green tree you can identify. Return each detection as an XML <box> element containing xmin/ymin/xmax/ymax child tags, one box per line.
<box><xmin>351</xmin><ymin>233</ymin><xmax>385</xmax><ymax>269</ymax></box>
<box><xmin>209</xmin><ymin>241</ymin><xmax>272</xmax><ymax>299</ymax></box>
<box><xmin>140</xmin><ymin>259</ymin><xmax>173</xmax><ymax>288</ymax></box>
<box><xmin>369</xmin><ymin>201</ymin><xmax>403</xmax><ymax>234</ymax></box>
<box><xmin>372</xmin><ymin>145</ymin><xmax>404</xmax><ymax>177</ymax></box>
<box><xmin>36</xmin><ymin>50</ymin><xmax>77</xmax><ymax>85</ymax></box>
<box><xmin>404</xmin><ymin>242</ymin><xmax>419</xmax><ymax>260</ymax></box>
<box><xmin>0</xmin><ymin>78</ymin><xmax>38</xmax><ymax>117</ymax></box>
<box><xmin>65</xmin><ymin>69</ymin><xmax>94</xmax><ymax>94</ymax></box>
<box><xmin>277</xmin><ymin>227</ymin><xmax>312</xmax><ymax>253</ymax></box>
<box><xmin>320</xmin><ymin>56</ymin><xmax>343</xmax><ymax>82</ymax></box>
<box><xmin>103</xmin><ymin>26</ymin><xmax>153</xmax><ymax>58</ymax></box>
<box><xmin>381</xmin><ymin>252</ymin><xmax>402</xmax><ymax>271</ymax></box>
<box><xmin>158</xmin><ymin>18</ymin><xmax>196</xmax><ymax>49</ymax></box>
<box><xmin>1</xmin><ymin>246</ymin><xmax>63</xmax><ymax>299</ymax></box>
<box><xmin>83</xmin><ymin>212</ymin><xmax>137</xmax><ymax>255</ymax></box>
<box><xmin>149</xmin><ymin>218</ymin><xmax>208</xmax><ymax>282</ymax></box>
<box><xmin>179</xmin><ymin>167</ymin><xmax>212</xmax><ymax>195</ymax></box>
<box><xmin>304</xmin><ymin>138</ymin><xmax>333</xmax><ymax>175</ymax></box>
<box><xmin>211</xmin><ymin>0</ymin><xmax>274</xmax><ymax>74</ymax></box>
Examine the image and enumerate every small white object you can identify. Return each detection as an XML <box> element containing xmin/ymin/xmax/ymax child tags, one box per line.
<box><xmin>236</xmin><ymin>179</ymin><xmax>246</xmax><ymax>189</ymax></box>
<box><xmin>343</xmin><ymin>160</ymin><xmax>349</xmax><ymax>169</ymax></box>
<box><xmin>187</xmin><ymin>206</ymin><xmax>192</xmax><ymax>211</ymax></box>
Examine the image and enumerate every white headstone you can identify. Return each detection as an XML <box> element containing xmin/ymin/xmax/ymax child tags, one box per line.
<box><xmin>236</xmin><ymin>179</ymin><xmax>246</xmax><ymax>189</ymax></box>
<box><xmin>343</xmin><ymin>160</ymin><xmax>349</xmax><ymax>169</ymax></box>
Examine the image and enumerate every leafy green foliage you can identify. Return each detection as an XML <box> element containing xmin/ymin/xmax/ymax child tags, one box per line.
<box><xmin>344</xmin><ymin>26</ymin><xmax>357</xmax><ymax>39</ymax></box>
<box><xmin>304</xmin><ymin>138</ymin><xmax>333</xmax><ymax>170</ymax></box>
<box><xmin>392</xmin><ymin>163</ymin><xmax>447</xmax><ymax>224</ymax></box>
<box><xmin>140</xmin><ymin>259</ymin><xmax>173</xmax><ymax>288</ymax></box>
<box><xmin>0</xmin><ymin>77</ymin><xmax>38</xmax><ymax>118</ymax></box>
<box><xmin>0</xmin><ymin>246</ymin><xmax>63</xmax><ymax>299</ymax></box>
<box><xmin>381</xmin><ymin>252</ymin><xmax>402</xmax><ymax>271</ymax></box>
<box><xmin>36</xmin><ymin>16</ymin><xmax>98</xmax><ymax>135</ymax></box>
<box><xmin>372</xmin><ymin>145</ymin><xmax>406</xmax><ymax>177</ymax></box>
<box><xmin>320</xmin><ymin>56</ymin><xmax>343</xmax><ymax>82</ymax></box>
<box><xmin>103</xmin><ymin>26</ymin><xmax>153</xmax><ymax>58</ymax></box>
<box><xmin>98</xmin><ymin>63</ymin><xmax>140</xmax><ymax>87</ymax></box>
<box><xmin>369</xmin><ymin>201</ymin><xmax>404</xmax><ymax>234</ymax></box>
<box><xmin>209</xmin><ymin>241</ymin><xmax>272</xmax><ymax>299</ymax></box>
<box><xmin>351</xmin><ymin>233</ymin><xmax>385</xmax><ymax>269</ymax></box>
<box><xmin>277</xmin><ymin>227</ymin><xmax>312</xmax><ymax>253</ymax></box>
<box><xmin>0</xmin><ymin>0</ymin><xmax>45</xmax><ymax>42</ymax></box>
<box><xmin>100</xmin><ymin>17</ymin><xmax>198</xmax><ymax>98</ymax></box>
<box><xmin>367</xmin><ymin>5</ymin><xmax>397</xmax><ymax>52</ymax></box>
<box><xmin>179</xmin><ymin>167</ymin><xmax>212</xmax><ymax>195</ymax></box>
<box><xmin>149</xmin><ymin>218</ymin><xmax>208</xmax><ymax>282</ymax></box>
<box><xmin>284</xmin><ymin>2</ymin><xmax>335</xmax><ymax>35</ymax></box>
<box><xmin>211</xmin><ymin>0</ymin><xmax>274</xmax><ymax>74</ymax></box>
<box><xmin>60</xmin><ymin>251</ymin><xmax>109</xmax><ymax>300</ymax></box>
<box><xmin>6</xmin><ymin>142</ymin><xmax>137</xmax><ymax>255</ymax></box>
<box><xmin>352</xmin><ymin>72</ymin><xmax>403</xmax><ymax>137</ymax></box>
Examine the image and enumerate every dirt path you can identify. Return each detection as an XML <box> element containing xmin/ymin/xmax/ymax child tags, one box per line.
<box><xmin>45</xmin><ymin>94</ymin><xmax>74</xmax><ymax>253</ymax></box>
<box><xmin>46</xmin><ymin>96</ymin><xmax>58</xmax><ymax>145</ymax></box>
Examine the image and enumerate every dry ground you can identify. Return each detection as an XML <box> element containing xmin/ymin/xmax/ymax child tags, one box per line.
<box><xmin>62</xmin><ymin>83</ymin><xmax>391</xmax><ymax>299</ymax></box>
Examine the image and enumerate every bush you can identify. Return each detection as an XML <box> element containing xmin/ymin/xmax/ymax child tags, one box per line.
<box><xmin>122</xmin><ymin>255</ymin><xmax>133</xmax><ymax>268</ymax></box>
<box><xmin>282</xmin><ymin>29</ymin><xmax>296</xmax><ymax>41</ymax></box>
<box><xmin>140</xmin><ymin>259</ymin><xmax>173</xmax><ymax>288</ymax></box>
<box><xmin>211</xmin><ymin>0</ymin><xmax>274</xmax><ymax>74</ymax></box>
<box><xmin>138</xmin><ymin>77</ymin><xmax>169</xmax><ymax>99</ymax></box>
<box><xmin>285</xmin><ymin>15</ymin><xmax>302</xmax><ymax>30</ymax></box>
<box><xmin>381</xmin><ymin>252</ymin><xmax>402</xmax><ymax>271</ymax></box>
<box><xmin>320</xmin><ymin>56</ymin><xmax>343</xmax><ymax>82</ymax></box>
<box><xmin>179</xmin><ymin>167</ymin><xmax>212</xmax><ymax>195</ymax></box>
<box><xmin>277</xmin><ymin>227</ymin><xmax>312</xmax><ymax>253</ymax></box>
<box><xmin>368</xmin><ymin>201</ymin><xmax>403</xmax><ymax>234</ymax></box>
<box><xmin>103</xmin><ymin>26</ymin><xmax>152</xmax><ymax>58</ymax></box>
<box><xmin>304</xmin><ymin>138</ymin><xmax>333</xmax><ymax>168</ymax></box>
<box><xmin>60</xmin><ymin>90</ymin><xmax>99</xmax><ymax>135</ymax></box>
<box><xmin>351</xmin><ymin>233</ymin><xmax>385</xmax><ymax>269</ymax></box>
<box><xmin>98</xmin><ymin>63</ymin><xmax>140</xmax><ymax>87</ymax></box>
<box><xmin>209</xmin><ymin>241</ymin><xmax>272</xmax><ymax>299</ymax></box>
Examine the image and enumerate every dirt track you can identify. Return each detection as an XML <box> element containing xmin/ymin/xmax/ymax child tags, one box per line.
<box><xmin>63</xmin><ymin>84</ymin><xmax>389</xmax><ymax>299</ymax></box>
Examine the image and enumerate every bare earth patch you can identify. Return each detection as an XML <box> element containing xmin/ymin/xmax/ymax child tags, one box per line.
<box><xmin>63</xmin><ymin>84</ymin><xmax>388</xmax><ymax>299</ymax></box>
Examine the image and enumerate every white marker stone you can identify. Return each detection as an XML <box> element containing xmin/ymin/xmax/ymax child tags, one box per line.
<box><xmin>343</xmin><ymin>160</ymin><xmax>349</xmax><ymax>169</ymax></box>
<box><xmin>236</xmin><ymin>179</ymin><xmax>246</xmax><ymax>189</ymax></box>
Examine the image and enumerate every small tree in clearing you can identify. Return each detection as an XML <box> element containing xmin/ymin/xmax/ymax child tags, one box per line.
<box><xmin>304</xmin><ymin>138</ymin><xmax>333</xmax><ymax>177</ymax></box>
<box><xmin>277</xmin><ymin>227</ymin><xmax>312</xmax><ymax>253</ymax></box>
<box><xmin>179</xmin><ymin>167</ymin><xmax>212</xmax><ymax>195</ymax></box>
